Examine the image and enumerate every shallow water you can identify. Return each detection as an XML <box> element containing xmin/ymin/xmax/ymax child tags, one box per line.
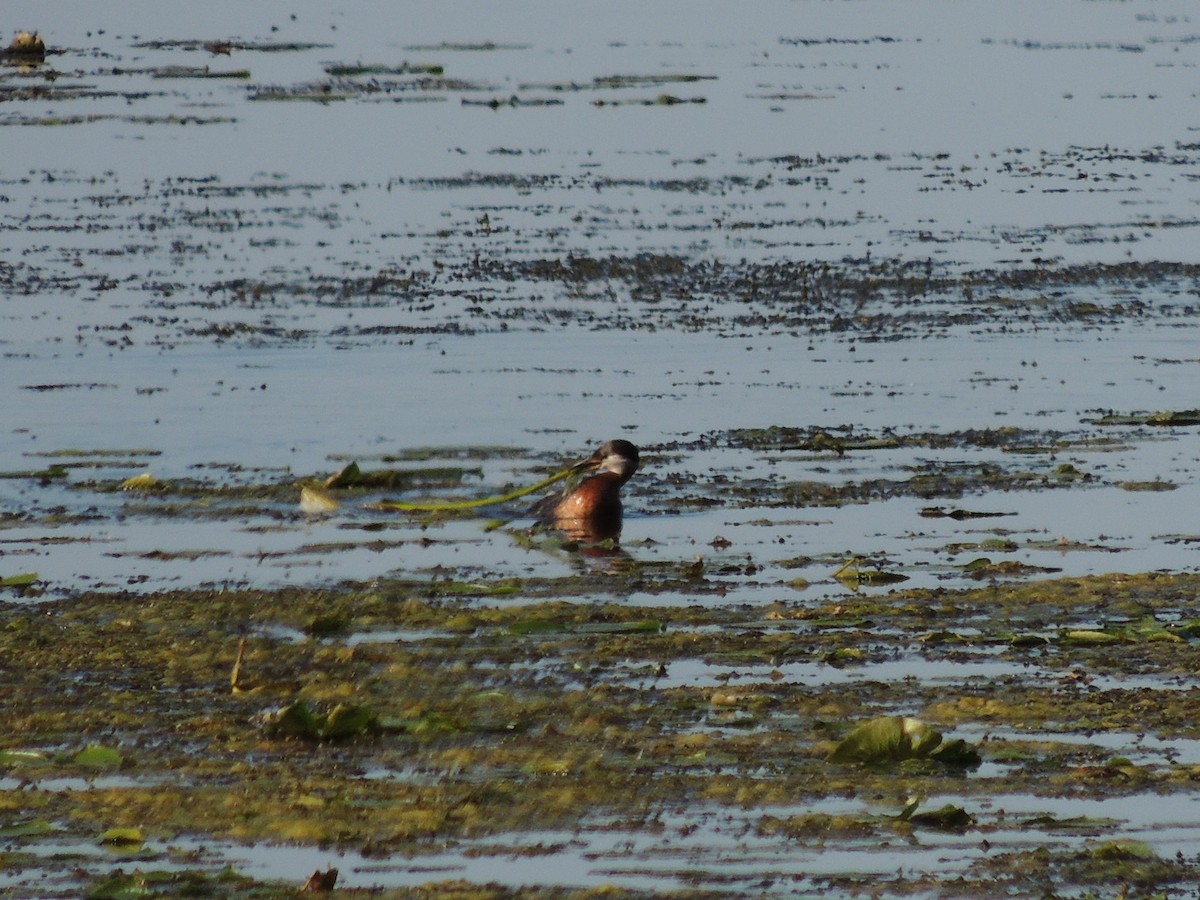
<box><xmin>5</xmin><ymin>2</ymin><xmax>1200</xmax><ymax>896</ymax></box>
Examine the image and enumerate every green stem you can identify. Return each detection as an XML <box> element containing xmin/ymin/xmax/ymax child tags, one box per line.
<box><xmin>370</xmin><ymin>467</ymin><xmax>574</xmax><ymax>512</ymax></box>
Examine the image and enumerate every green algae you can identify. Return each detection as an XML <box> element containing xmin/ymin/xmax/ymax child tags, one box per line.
<box><xmin>6</xmin><ymin>572</ymin><xmax>1200</xmax><ymax>895</ymax></box>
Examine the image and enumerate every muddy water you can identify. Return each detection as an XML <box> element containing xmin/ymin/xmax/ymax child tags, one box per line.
<box><xmin>4</xmin><ymin>2</ymin><xmax>1200</xmax><ymax>897</ymax></box>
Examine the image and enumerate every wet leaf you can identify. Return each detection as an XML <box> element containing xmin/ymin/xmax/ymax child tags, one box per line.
<box><xmin>1023</xmin><ymin>814</ymin><xmax>1119</xmax><ymax>834</ymax></box>
<box><xmin>1118</xmin><ymin>479</ymin><xmax>1176</xmax><ymax>492</ymax></box>
<box><xmin>906</xmin><ymin>803</ymin><xmax>975</xmax><ymax>831</ymax></box>
<box><xmin>0</xmin><ymin>748</ymin><xmax>49</xmax><ymax>766</ymax></box>
<box><xmin>508</xmin><ymin>618</ymin><xmax>564</xmax><ymax>635</ymax></box>
<box><xmin>828</xmin><ymin>716</ymin><xmax>980</xmax><ymax>768</ymax></box>
<box><xmin>832</xmin><ymin>559</ymin><xmax>908</xmax><ymax>586</ymax></box>
<box><xmin>299</xmin><ymin>485</ymin><xmax>340</xmax><ymax>513</ymax></box>
<box><xmin>577</xmin><ymin>619</ymin><xmax>663</xmax><ymax>634</ymax></box>
<box><xmin>1088</xmin><ymin>838</ymin><xmax>1157</xmax><ymax>860</ymax></box>
<box><xmin>1061</xmin><ymin>629</ymin><xmax>1126</xmax><ymax>645</ymax></box>
<box><xmin>1011</xmin><ymin>633</ymin><xmax>1051</xmax><ymax>648</ymax></box>
<box><xmin>930</xmin><ymin>738</ymin><xmax>983</xmax><ymax>767</ymax></box>
<box><xmin>0</xmin><ymin>818</ymin><xmax>54</xmax><ymax>838</ymax></box>
<box><xmin>74</xmin><ymin>744</ymin><xmax>123</xmax><ymax>770</ymax></box>
<box><xmin>99</xmin><ymin>826</ymin><xmax>144</xmax><ymax>846</ymax></box>
<box><xmin>829</xmin><ymin>716</ymin><xmax>933</xmax><ymax>763</ymax></box>
<box><xmin>120</xmin><ymin>471</ymin><xmax>158</xmax><ymax>491</ymax></box>
<box><xmin>0</xmin><ymin>572</ymin><xmax>38</xmax><ymax>589</ymax></box>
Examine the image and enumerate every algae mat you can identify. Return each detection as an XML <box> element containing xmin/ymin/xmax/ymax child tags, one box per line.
<box><xmin>6</xmin><ymin>571</ymin><xmax>1200</xmax><ymax>896</ymax></box>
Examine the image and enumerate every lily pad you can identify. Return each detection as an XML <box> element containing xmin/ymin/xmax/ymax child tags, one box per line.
<box><xmin>828</xmin><ymin>716</ymin><xmax>981</xmax><ymax>768</ymax></box>
<box><xmin>99</xmin><ymin>826</ymin><xmax>144</xmax><ymax>846</ymax></box>
<box><xmin>0</xmin><ymin>572</ymin><xmax>38</xmax><ymax>589</ymax></box>
<box><xmin>74</xmin><ymin>744</ymin><xmax>123</xmax><ymax>770</ymax></box>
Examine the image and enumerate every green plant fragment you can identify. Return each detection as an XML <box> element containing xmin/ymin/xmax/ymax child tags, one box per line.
<box><xmin>1061</xmin><ymin>629</ymin><xmax>1126</xmax><ymax>645</ymax></box>
<box><xmin>99</xmin><ymin>826</ymin><xmax>144</xmax><ymax>846</ymax></box>
<box><xmin>74</xmin><ymin>744</ymin><xmax>123</xmax><ymax>769</ymax></box>
<box><xmin>0</xmin><ymin>748</ymin><xmax>50</xmax><ymax>766</ymax></box>
<box><xmin>577</xmin><ymin>619</ymin><xmax>663</xmax><ymax>634</ymax></box>
<box><xmin>906</xmin><ymin>803</ymin><xmax>975</xmax><ymax>831</ymax></box>
<box><xmin>0</xmin><ymin>572</ymin><xmax>38</xmax><ymax>588</ymax></box>
<box><xmin>828</xmin><ymin>716</ymin><xmax>981</xmax><ymax>768</ymax></box>
<box><xmin>0</xmin><ymin>818</ymin><xmax>54</xmax><ymax>838</ymax></box>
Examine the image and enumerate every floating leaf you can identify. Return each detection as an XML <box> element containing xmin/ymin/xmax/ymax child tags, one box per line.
<box><xmin>1088</xmin><ymin>838</ymin><xmax>1157</xmax><ymax>860</ymax></box>
<box><xmin>828</xmin><ymin>716</ymin><xmax>980</xmax><ymax>768</ymax></box>
<box><xmin>74</xmin><ymin>744</ymin><xmax>123</xmax><ymax>770</ymax></box>
<box><xmin>121</xmin><ymin>471</ymin><xmax>158</xmax><ymax>491</ymax></box>
<box><xmin>832</xmin><ymin>559</ymin><xmax>908</xmax><ymax>586</ymax></box>
<box><xmin>1061</xmin><ymin>629</ymin><xmax>1126</xmax><ymax>645</ymax></box>
<box><xmin>0</xmin><ymin>572</ymin><xmax>38</xmax><ymax>589</ymax></box>
<box><xmin>508</xmin><ymin>618</ymin><xmax>564</xmax><ymax>635</ymax></box>
<box><xmin>1023</xmin><ymin>814</ymin><xmax>1119</xmax><ymax>834</ymax></box>
<box><xmin>0</xmin><ymin>818</ymin><xmax>53</xmax><ymax>838</ymax></box>
<box><xmin>0</xmin><ymin>748</ymin><xmax>49</xmax><ymax>766</ymax></box>
<box><xmin>906</xmin><ymin>803</ymin><xmax>975</xmax><ymax>831</ymax></box>
<box><xmin>1118</xmin><ymin>479</ymin><xmax>1177</xmax><ymax>492</ymax></box>
<box><xmin>99</xmin><ymin>826</ymin><xmax>144</xmax><ymax>846</ymax></box>
<box><xmin>299</xmin><ymin>485</ymin><xmax>340</xmax><ymax>513</ymax></box>
<box><xmin>577</xmin><ymin>619</ymin><xmax>663</xmax><ymax>634</ymax></box>
<box><xmin>1011</xmin><ymin>633</ymin><xmax>1051</xmax><ymax>648</ymax></box>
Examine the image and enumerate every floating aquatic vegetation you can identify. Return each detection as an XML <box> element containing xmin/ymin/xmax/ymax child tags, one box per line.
<box><xmin>1092</xmin><ymin>408</ymin><xmax>1200</xmax><ymax>426</ymax></box>
<box><xmin>403</xmin><ymin>41</ymin><xmax>530</xmax><ymax>52</ymax></box>
<box><xmin>149</xmin><ymin>65</ymin><xmax>250</xmax><ymax>80</ymax></box>
<box><xmin>900</xmin><ymin>800</ymin><xmax>975</xmax><ymax>832</ymax></box>
<box><xmin>920</xmin><ymin>506</ymin><xmax>1011</xmax><ymax>519</ymax></box>
<box><xmin>520</xmin><ymin>73</ymin><xmax>717</xmax><ymax>92</ymax></box>
<box><xmin>1117</xmin><ymin>479</ymin><xmax>1177</xmax><ymax>491</ymax></box>
<box><xmin>298</xmin><ymin>484</ymin><xmax>339</xmax><ymax>513</ymax></box>
<box><xmin>260</xmin><ymin>700</ymin><xmax>379</xmax><ymax>741</ymax></box>
<box><xmin>131</xmin><ymin>39</ymin><xmax>331</xmax><ymax>53</ymax></box>
<box><xmin>323</xmin><ymin>62</ymin><xmax>444</xmax><ymax>77</ymax></box>
<box><xmin>827</xmin><ymin>716</ymin><xmax>981</xmax><ymax>768</ymax></box>
<box><xmin>0</xmin><ymin>572</ymin><xmax>38</xmax><ymax>589</ymax></box>
<box><xmin>833</xmin><ymin>558</ymin><xmax>908</xmax><ymax>586</ymax></box>
<box><xmin>98</xmin><ymin>825</ymin><xmax>143</xmax><ymax>847</ymax></box>
<box><xmin>120</xmin><ymin>471</ymin><xmax>159</xmax><ymax>491</ymax></box>
<box><xmin>73</xmin><ymin>744</ymin><xmax>123</xmax><ymax>770</ymax></box>
<box><xmin>593</xmin><ymin>93</ymin><xmax>707</xmax><ymax>107</ymax></box>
